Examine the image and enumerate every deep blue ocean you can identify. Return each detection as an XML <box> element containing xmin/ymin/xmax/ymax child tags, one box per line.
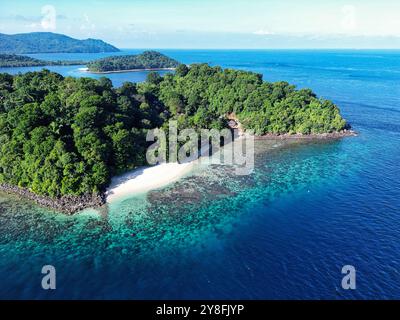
<box><xmin>0</xmin><ymin>50</ymin><xmax>399</xmax><ymax>299</ymax></box>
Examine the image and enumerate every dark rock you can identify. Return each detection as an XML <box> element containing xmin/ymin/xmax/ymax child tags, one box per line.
<box><xmin>0</xmin><ymin>183</ymin><xmax>106</xmax><ymax>215</ymax></box>
<box><xmin>255</xmin><ymin>130</ymin><xmax>358</xmax><ymax>140</ymax></box>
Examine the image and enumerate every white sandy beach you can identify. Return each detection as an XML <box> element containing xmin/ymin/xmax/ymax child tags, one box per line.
<box><xmin>79</xmin><ymin>67</ymin><xmax>176</xmax><ymax>74</ymax></box>
<box><xmin>105</xmin><ymin>162</ymin><xmax>194</xmax><ymax>203</ymax></box>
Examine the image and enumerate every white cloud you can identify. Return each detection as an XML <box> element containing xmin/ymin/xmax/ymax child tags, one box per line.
<box><xmin>80</xmin><ymin>13</ymin><xmax>95</xmax><ymax>31</ymax></box>
<box><xmin>253</xmin><ymin>29</ymin><xmax>275</xmax><ymax>36</ymax></box>
<box><xmin>25</xmin><ymin>23</ymin><xmax>40</xmax><ymax>29</ymax></box>
<box><xmin>341</xmin><ymin>5</ymin><xmax>357</xmax><ymax>32</ymax></box>
<box><xmin>41</xmin><ymin>5</ymin><xmax>57</xmax><ymax>30</ymax></box>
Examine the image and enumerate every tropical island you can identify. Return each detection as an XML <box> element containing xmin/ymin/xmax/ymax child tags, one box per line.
<box><xmin>0</xmin><ymin>54</ymin><xmax>86</xmax><ymax>68</ymax></box>
<box><xmin>86</xmin><ymin>51</ymin><xmax>180</xmax><ymax>73</ymax></box>
<box><xmin>0</xmin><ymin>63</ymin><xmax>351</xmax><ymax>213</ymax></box>
<box><xmin>0</xmin><ymin>32</ymin><xmax>120</xmax><ymax>54</ymax></box>
<box><xmin>0</xmin><ymin>51</ymin><xmax>179</xmax><ymax>73</ymax></box>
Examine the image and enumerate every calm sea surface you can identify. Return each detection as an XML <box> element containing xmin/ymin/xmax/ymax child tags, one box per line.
<box><xmin>0</xmin><ymin>50</ymin><xmax>399</xmax><ymax>299</ymax></box>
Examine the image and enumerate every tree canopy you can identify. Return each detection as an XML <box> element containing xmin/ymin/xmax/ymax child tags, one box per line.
<box><xmin>0</xmin><ymin>70</ymin><xmax>162</xmax><ymax>197</ymax></box>
<box><xmin>157</xmin><ymin>64</ymin><xmax>347</xmax><ymax>134</ymax></box>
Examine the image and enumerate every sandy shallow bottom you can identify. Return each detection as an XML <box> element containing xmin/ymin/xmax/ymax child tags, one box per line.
<box><xmin>105</xmin><ymin>162</ymin><xmax>195</xmax><ymax>203</ymax></box>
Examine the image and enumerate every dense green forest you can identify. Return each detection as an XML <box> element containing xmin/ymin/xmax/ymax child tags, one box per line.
<box><xmin>0</xmin><ymin>32</ymin><xmax>120</xmax><ymax>54</ymax></box>
<box><xmin>0</xmin><ymin>65</ymin><xmax>347</xmax><ymax>198</ymax></box>
<box><xmin>0</xmin><ymin>54</ymin><xmax>86</xmax><ymax>68</ymax></box>
<box><xmin>157</xmin><ymin>64</ymin><xmax>347</xmax><ymax>135</ymax></box>
<box><xmin>0</xmin><ymin>70</ymin><xmax>161</xmax><ymax>197</ymax></box>
<box><xmin>87</xmin><ymin>51</ymin><xmax>180</xmax><ymax>72</ymax></box>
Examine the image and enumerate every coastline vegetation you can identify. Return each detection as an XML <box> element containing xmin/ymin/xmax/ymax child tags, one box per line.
<box><xmin>0</xmin><ymin>54</ymin><xmax>86</xmax><ymax>68</ymax></box>
<box><xmin>0</xmin><ymin>64</ymin><xmax>347</xmax><ymax>200</ymax></box>
<box><xmin>158</xmin><ymin>64</ymin><xmax>347</xmax><ymax>135</ymax></box>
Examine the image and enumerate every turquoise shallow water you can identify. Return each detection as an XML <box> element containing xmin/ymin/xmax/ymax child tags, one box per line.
<box><xmin>0</xmin><ymin>50</ymin><xmax>400</xmax><ymax>299</ymax></box>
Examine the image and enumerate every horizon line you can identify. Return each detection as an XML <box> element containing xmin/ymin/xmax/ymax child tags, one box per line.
<box><xmin>117</xmin><ymin>47</ymin><xmax>400</xmax><ymax>50</ymax></box>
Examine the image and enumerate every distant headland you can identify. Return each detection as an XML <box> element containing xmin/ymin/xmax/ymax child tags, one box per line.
<box><xmin>0</xmin><ymin>32</ymin><xmax>120</xmax><ymax>54</ymax></box>
<box><xmin>0</xmin><ymin>54</ymin><xmax>87</xmax><ymax>68</ymax></box>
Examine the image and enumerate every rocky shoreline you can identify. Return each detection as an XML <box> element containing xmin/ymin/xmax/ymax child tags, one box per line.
<box><xmin>255</xmin><ymin>129</ymin><xmax>358</xmax><ymax>140</ymax></box>
<box><xmin>0</xmin><ymin>183</ymin><xmax>106</xmax><ymax>215</ymax></box>
<box><xmin>0</xmin><ymin>129</ymin><xmax>357</xmax><ymax>214</ymax></box>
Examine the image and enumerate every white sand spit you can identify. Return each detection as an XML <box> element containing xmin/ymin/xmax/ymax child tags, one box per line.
<box><xmin>106</xmin><ymin>162</ymin><xmax>194</xmax><ymax>203</ymax></box>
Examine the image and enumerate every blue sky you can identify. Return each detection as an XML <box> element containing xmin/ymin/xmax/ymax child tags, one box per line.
<box><xmin>1</xmin><ymin>0</ymin><xmax>400</xmax><ymax>48</ymax></box>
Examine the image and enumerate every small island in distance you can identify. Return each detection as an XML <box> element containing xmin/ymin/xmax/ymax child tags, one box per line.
<box><xmin>86</xmin><ymin>51</ymin><xmax>181</xmax><ymax>73</ymax></box>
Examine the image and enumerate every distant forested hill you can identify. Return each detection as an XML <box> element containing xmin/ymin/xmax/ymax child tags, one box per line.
<box><xmin>0</xmin><ymin>54</ymin><xmax>86</xmax><ymax>67</ymax></box>
<box><xmin>87</xmin><ymin>51</ymin><xmax>180</xmax><ymax>72</ymax></box>
<box><xmin>0</xmin><ymin>32</ymin><xmax>120</xmax><ymax>54</ymax></box>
